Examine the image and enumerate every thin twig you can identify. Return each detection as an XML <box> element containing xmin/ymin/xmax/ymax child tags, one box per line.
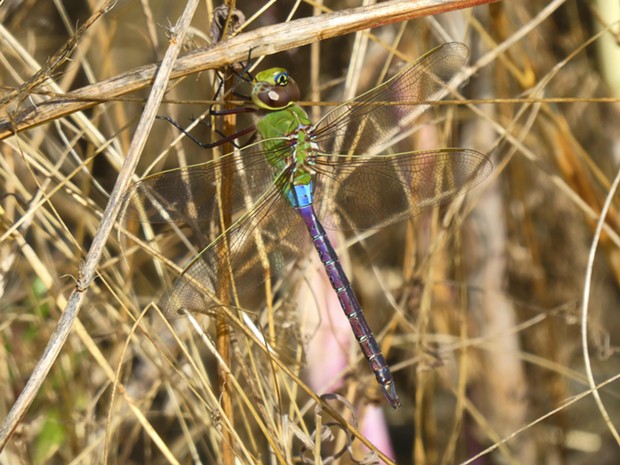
<box><xmin>580</xmin><ymin>161</ymin><xmax>620</xmax><ymax>445</ymax></box>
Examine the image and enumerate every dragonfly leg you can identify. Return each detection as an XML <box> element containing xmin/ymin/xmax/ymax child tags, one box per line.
<box><xmin>229</xmin><ymin>47</ymin><xmax>257</xmax><ymax>99</ymax></box>
<box><xmin>158</xmin><ymin>58</ymin><xmax>258</xmax><ymax>150</ymax></box>
<box><xmin>157</xmin><ymin>113</ymin><xmax>256</xmax><ymax>149</ymax></box>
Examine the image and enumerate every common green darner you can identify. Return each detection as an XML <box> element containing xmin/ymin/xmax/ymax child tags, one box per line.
<box><xmin>123</xmin><ymin>42</ymin><xmax>492</xmax><ymax>409</ymax></box>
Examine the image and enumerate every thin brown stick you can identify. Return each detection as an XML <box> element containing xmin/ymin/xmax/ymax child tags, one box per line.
<box><xmin>215</xmin><ymin>5</ymin><xmax>242</xmax><ymax>465</ymax></box>
<box><xmin>0</xmin><ymin>0</ymin><xmax>497</xmax><ymax>140</ymax></box>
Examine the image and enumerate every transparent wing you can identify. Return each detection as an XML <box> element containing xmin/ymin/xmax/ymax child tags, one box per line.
<box><xmin>121</xmin><ymin>138</ymin><xmax>293</xmax><ymax>226</ymax></box>
<box><xmin>312</xmin><ymin>42</ymin><xmax>469</xmax><ymax>156</ymax></box>
<box><xmin>121</xmin><ymin>139</ymin><xmax>309</xmax><ymax>318</ymax></box>
<box><xmin>313</xmin><ymin>148</ymin><xmax>492</xmax><ymax>230</ymax></box>
<box><xmin>158</xmin><ymin>186</ymin><xmax>309</xmax><ymax>318</ymax></box>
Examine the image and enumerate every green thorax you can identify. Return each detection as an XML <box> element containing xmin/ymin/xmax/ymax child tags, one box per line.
<box><xmin>251</xmin><ymin>67</ymin><xmax>316</xmax><ymax>189</ymax></box>
<box><xmin>257</xmin><ymin>102</ymin><xmax>314</xmax><ymax>187</ymax></box>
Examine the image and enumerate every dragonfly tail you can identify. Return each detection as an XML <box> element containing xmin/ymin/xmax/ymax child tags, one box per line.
<box><xmin>380</xmin><ymin>380</ymin><xmax>401</xmax><ymax>409</ymax></box>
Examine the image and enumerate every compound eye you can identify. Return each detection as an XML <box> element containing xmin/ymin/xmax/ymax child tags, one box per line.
<box><xmin>274</xmin><ymin>72</ymin><xmax>288</xmax><ymax>86</ymax></box>
<box><xmin>251</xmin><ymin>70</ymin><xmax>300</xmax><ymax>109</ymax></box>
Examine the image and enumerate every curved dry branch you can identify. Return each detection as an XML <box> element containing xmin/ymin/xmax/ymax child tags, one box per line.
<box><xmin>0</xmin><ymin>0</ymin><xmax>496</xmax><ymax>140</ymax></box>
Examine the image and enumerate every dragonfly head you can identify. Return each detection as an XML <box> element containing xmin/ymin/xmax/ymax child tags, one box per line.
<box><xmin>252</xmin><ymin>67</ymin><xmax>300</xmax><ymax>111</ymax></box>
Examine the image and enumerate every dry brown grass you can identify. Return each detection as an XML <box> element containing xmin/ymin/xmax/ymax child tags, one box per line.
<box><xmin>1</xmin><ymin>1</ymin><xmax>620</xmax><ymax>464</ymax></box>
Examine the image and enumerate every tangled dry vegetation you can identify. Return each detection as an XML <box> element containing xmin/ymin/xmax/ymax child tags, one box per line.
<box><xmin>1</xmin><ymin>1</ymin><xmax>620</xmax><ymax>464</ymax></box>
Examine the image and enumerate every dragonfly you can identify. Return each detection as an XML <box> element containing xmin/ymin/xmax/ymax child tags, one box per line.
<box><xmin>123</xmin><ymin>42</ymin><xmax>492</xmax><ymax>409</ymax></box>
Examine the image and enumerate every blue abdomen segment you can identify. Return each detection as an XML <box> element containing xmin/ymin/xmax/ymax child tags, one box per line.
<box><xmin>288</xmin><ymin>183</ymin><xmax>313</xmax><ymax>208</ymax></box>
<box><xmin>295</xmin><ymin>201</ymin><xmax>401</xmax><ymax>408</ymax></box>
